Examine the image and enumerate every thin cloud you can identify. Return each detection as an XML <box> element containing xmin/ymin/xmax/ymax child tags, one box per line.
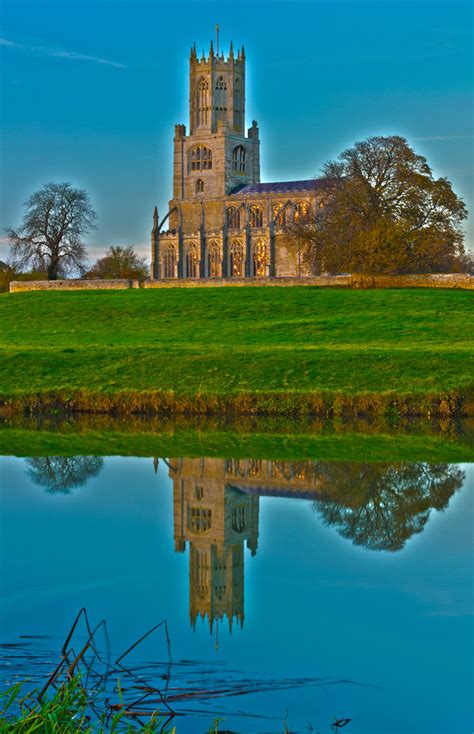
<box><xmin>412</xmin><ymin>134</ymin><xmax>474</xmax><ymax>142</ymax></box>
<box><xmin>0</xmin><ymin>36</ymin><xmax>125</xmax><ymax>69</ymax></box>
<box><xmin>0</xmin><ymin>38</ymin><xmax>22</xmax><ymax>48</ymax></box>
<box><xmin>49</xmin><ymin>50</ymin><xmax>125</xmax><ymax>69</ymax></box>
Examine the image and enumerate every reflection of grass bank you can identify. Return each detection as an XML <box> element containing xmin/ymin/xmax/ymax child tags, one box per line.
<box><xmin>1</xmin><ymin>288</ymin><xmax>472</xmax><ymax>417</ymax></box>
<box><xmin>1</xmin><ymin>415</ymin><xmax>472</xmax><ymax>461</ymax></box>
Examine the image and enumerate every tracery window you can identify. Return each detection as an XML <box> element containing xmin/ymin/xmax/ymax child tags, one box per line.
<box><xmin>233</xmin><ymin>78</ymin><xmax>241</xmax><ymax>128</ymax></box>
<box><xmin>196</xmin><ymin>178</ymin><xmax>204</xmax><ymax>193</ymax></box>
<box><xmin>215</xmin><ymin>76</ymin><xmax>227</xmax><ymax>124</ymax></box>
<box><xmin>273</xmin><ymin>203</ymin><xmax>286</xmax><ymax>226</ymax></box>
<box><xmin>190</xmin><ymin>146</ymin><xmax>212</xmax><ymax>171</ymax></box>
<box><xmin>188</xmin><ymin>507</ymin><xmax>213</xmax><ymax>533</ymax></box>
<box><xmin>294</xmin><ymin>201</ymin><xmax>310</xmax><ymax>223</ymax></box>
<box><xmin>162</xmin><ymin>243</ymin><xmax>177</xmax><ymax>279</ymax></box>
<box><xmin>192</xmin><ymin>548</ymin><xmax>209</xmax><ymax>599</ymax></box>
<box><xmin>249</xmin><ymin>205</ymin><xmax>263</xmax><ymax>228</ymax></box>
<box><xmin>185</xmin><ymin>242</ymin><xmax>199</xmax><ymax>278</ymax></box>
<box><xmin>225</xmin><ymin>458</ymin><xmax>243</xmax><ymax>476</ymax></box>
<box><xmin>229</xmin><ymin>240</ymin><xmax>244</xmax><ymax>277</ymax></box>
<box><xmin>196</xmin><ymin>77</ymin><xmax>209</xmax><ymax>126</ymax></box>
<box><xmin>227</xmin><ymin>206</ymin><xmax>240</xmax><ymax>229</ymax></box>
<box><xmin>207</xmin><ymin>241</ymin><xmax>221</xmax><ymax>278</ymax></box>
<box><xmin>253</xmin><ymin>239</ymin><xmax>268</xmax><ymax>276</ymax></box>
<box><xmin>232</xmin><ymin>145</ymin><xmax>246</xmax><ymax>173</ymax></box>
<box><xmin>232</xmin><ymin>505</ymin><xmax>246</xmax><ymax>533</ymax></box>
<box><xmin>248</xmin><ymin>459</ymin><xmax>262</xmax><ymax>476</ymax></box>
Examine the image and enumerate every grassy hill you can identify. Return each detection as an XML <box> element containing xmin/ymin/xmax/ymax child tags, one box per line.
<box><xmin>0</xmin><ymin>286</ymin><xmax>472</xmax><ymax>416</ymax></box>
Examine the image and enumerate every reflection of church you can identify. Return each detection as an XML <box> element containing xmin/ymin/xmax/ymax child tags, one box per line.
<box><xmin>159</xmin><ymin>458</ymin><xmax>324</xmax><ymax>633</ymax></box>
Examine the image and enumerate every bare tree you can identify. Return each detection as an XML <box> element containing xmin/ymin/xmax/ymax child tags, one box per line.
<box><xmin>26</xmin><ymin>456</ymin><xmax>104</xmax><ymax>494</ymax></box>
<box><xmin>6</xmin><ymin>182</ymin><xmax>97</xmax><ymax>280</ymax></box>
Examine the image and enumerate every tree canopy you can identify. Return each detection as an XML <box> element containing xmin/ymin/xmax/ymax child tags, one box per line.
<box><xmin>6</xmin><ymin>182</ymin><xmax>97</xmax><ymax>280</ymax></box>
<box><xmin>288</xmin><ymin>136</ymin><xmax>468</xmax><ymax>274</ymax></box>
<box><xmin>86</xmin><ymin>245</ymin><xmax>148</xmax><ymax>280</ymax></box>
<box><xmin>313</xmin><ymin>462</ymin><xmax>464</xmax><ymax>552</ymax></box>
<box><xmin>26</xmin><ymin>456</ymin><xmax>104</xmax><ymax>494</ymax></box>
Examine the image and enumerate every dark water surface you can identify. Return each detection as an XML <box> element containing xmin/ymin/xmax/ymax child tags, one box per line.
<box><xmin>0</xmin><ymin>454</ymin><xmax>473</xmax><ymax>733</ymax></box>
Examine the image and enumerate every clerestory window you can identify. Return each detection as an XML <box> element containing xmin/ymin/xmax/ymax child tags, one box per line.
<box><xmin>226</xmin><ymin>206</ymin><xmax>240</xmax><ymax>229</ymax></box>
<box><xmin>294</xmin><ymin>201</ymin><xmax>310</xmax><ymax>223</ymax></box>
<box><xmin>273</xmin><ymin>203</ymin><xmax>286</xmax><ymax>226</ymax></box>
<box><xmin>249</xmin><ymin>205</ymin><xmax>263</xmax><ymax>228</ymax></box>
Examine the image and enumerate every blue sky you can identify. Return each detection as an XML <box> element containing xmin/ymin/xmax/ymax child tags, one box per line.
<box><xmin>1</xmin><ymin>0</ymin><xmax>473</xmax><ymax>263</ymax></box>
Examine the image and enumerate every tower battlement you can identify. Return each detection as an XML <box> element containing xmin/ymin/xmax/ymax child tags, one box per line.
<box><xmin>190</xmin><ymin>41</ymin><xmax>245</xmax><ymax>68</ymax></box>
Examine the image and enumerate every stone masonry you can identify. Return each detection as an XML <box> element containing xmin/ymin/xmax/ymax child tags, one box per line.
<box><xmin>151</xmin><ymin>39</ymin><xmax>329</xmax><ymax>280</ymax></box>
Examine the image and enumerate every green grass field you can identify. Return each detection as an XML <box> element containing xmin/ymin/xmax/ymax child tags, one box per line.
<box><xmin>0</xmin><ymin>287</ymin><xmax>472</xmax><ymax>416</ymax></box>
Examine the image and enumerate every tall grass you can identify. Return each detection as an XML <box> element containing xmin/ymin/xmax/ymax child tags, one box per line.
<box><xmin>0</xmin><ymin>678</ymin><xmax>173</xmax><ymax>732</ymax></box>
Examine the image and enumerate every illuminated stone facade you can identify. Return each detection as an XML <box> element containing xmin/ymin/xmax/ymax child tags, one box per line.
<box><xmin>165</xmin><ymin>457</ymin><xmax>324</xmax><ymax>632</ymax></box>
<box><xmin>151</xmin><ymin>40</ymin><xmax>329</xmax><ymax>279</ymax></box>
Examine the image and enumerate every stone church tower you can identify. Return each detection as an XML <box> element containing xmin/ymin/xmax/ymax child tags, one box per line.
<box><xmin>151</xmin><ymin>38</ymin><xmax>328</xmax><ymax>280</ymax></box>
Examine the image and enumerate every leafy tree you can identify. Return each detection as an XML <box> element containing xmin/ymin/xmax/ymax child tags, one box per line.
<box><xmin>5</xmin><ymin>182</ymin><xmax>97</xmax><ymax>280</ymax></box>
<box><xmin>26</xmin><ymin>456</ymin><xmax>103</xmax><ymax>494</ymax></box>
<box><xmin>313</xmin><ymin>462</ymin><xmax>464</xmax><ymax>551</ymax></box>
<box><xmin>0</xmin><ymin>260</ymin><xmax>47</xmax><ymax>293</ymax></box>
<box><xmin>288</xmin><ymin>136</ymin><xmax>468</xmax><ymax>274</ymax></box>
<box><xmin>86</xmin><ymin>245</ymin><xmax>148</xmax><ymax>280</ymax></box>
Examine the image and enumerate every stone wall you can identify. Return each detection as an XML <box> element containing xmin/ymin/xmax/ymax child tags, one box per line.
<box><xmin>143</xmin><ymin>275</ymin><xmax>352</xmax><ymax>288</ymax></box>
<box><xmin>9</xmin><ymin>279</ymin><xmax>139</xmax><ymax>292</ymax></box>
<box><xmin>350</xmin><ymin>273</ymin><xmax>473</xmax><ymax>289</ymax></box>
<box><xmin>9</xmin><ymin>273</ymin><xmax>473</xmax><ymax>292</ymax></box>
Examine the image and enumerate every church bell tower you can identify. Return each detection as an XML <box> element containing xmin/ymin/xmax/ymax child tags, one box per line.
<box><xmin>172</xmin><ymin>36</ymin><xmax>260</xmax><ymax>201</ymax></box>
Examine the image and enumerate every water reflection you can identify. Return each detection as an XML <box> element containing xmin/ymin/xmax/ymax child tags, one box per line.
<box><xmin>25</xmin><ymin>455</ymin><xmax>464</xmax><ymax>636</ymax></box>
<box><xmin>162</xmin><ymin>458</ymin><xmax>464</xmax><ymax>633</ymax></box>
<box><xmin>313</xmin><ymin>462</ymin><xmax>465</xmax><ymax>551</ymax></box>
<box><xmin>26</xmin><ymin>456</ymin><xmax>103</xmax><ymax>494</ymax></box>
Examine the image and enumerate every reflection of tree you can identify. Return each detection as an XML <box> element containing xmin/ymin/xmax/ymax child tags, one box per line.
<box><xmin>26</xmin><ymin>457</ymin><xmax>103</xmax><ymax>494</ymax></box>
<box><xmin>314</xmin><ymin>463</ymin><xmax>464</xmax><ymax>552</ymax></box>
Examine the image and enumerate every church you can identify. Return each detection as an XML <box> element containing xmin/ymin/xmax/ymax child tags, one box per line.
<box><xmin>150</xmin><ymin>38</ymin><xmax>329</xmax><ymax>280</ymax></box>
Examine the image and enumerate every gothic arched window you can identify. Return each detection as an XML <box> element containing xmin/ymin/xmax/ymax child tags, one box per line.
<box><xmin>229</xmin><ymin>240</ymin><xmax>244</xmax><ymax>277</ymax></box>
<box><xmin>196</xmin><ymin>178</ymin><xmax>204</xmax><ymax>194</ymax></box>
<box><xmin>207</xmin><ymin>241</ymin><xmax>221</xmax><ymax>278</ymax></box>
<box><xmin>294</xmin><ymin>201</ymin><xmax>310</xmax><ymax>223</ymax></box>
<box><xmin>192</xmin><ymin>548</ymin><xmax>209</xmax><ymax>599</ymax></box>
<box><xmin>273</xmin><ymin>203</ymin><xmax>286</xmax><ymax>226</ymax></box>
<box><xmin>188</xmin><ymin>507</ymin><xmax>213</xmax><ymax>533</ymax></box>
<box><xmin>196</xmin><ymin>77</ymin><xmax>209</xmax><ymax>126</ymax></box>
<box><xmin>234</xmin><ymin>78</ymin><xmax>241</xmax><ymax>129</ymax></box>
<box><xmin>190</xmin><ymin>145</ymin><xmax>212</xmax><ymax>172</ymax></box>
<box><xmin>253</xmin><ymin>239</ymin><xmax>268</xmax><ymax>276</ymax></box>
<box><xmin>249</xmin><ymin>205</ymin><xmax>263</xmax><ymax>228</ymax></box>
<box><xmin>232</xmin><ymin>505</ymin><xmax>246</xmax><ymax>533</ymax></box>
<box><xmin>232</xmin><ymin>145</ymin><xmax>246</xmax><ymax>173</ymax></box>
<box><xmin>215</xmin><ymin>76</ymin><xmax>227</xmax><ymax>123</ymax></box>
<box><xmin>185</xmin><ymin>241</ymin><xmax>199</xmax><ymax>278</ymax></box>
<box><xmin>162</xmin><ymin>243</ymin><xmax>177</xmax><ymax>279</ymax></box>
<box><xmin>227</xmin><ymin>206</ymin><xmax>240</xmax><ymax>229</ymax></box>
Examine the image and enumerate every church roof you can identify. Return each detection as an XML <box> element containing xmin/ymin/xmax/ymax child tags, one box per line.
<box><xmin>229</xmin><ymin>178</ymin><xmax>331</xmax><ymax>196</ymax></box>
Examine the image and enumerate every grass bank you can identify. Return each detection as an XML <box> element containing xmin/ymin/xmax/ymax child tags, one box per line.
<box><xmin>0</xmin><ymin>287</ymin><xmax>472</xmax><ymax>417</ymax></box>
<box><xmin>1</xmin><ymin>415</ymin><xmax>472</xmax><ymax>461</ymax></box>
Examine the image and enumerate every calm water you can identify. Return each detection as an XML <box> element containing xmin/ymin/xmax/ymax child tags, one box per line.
<box><xmin>0</xmin><ymin>455</ymin><xmax>473</xmax><ymax>733</ymax></box>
